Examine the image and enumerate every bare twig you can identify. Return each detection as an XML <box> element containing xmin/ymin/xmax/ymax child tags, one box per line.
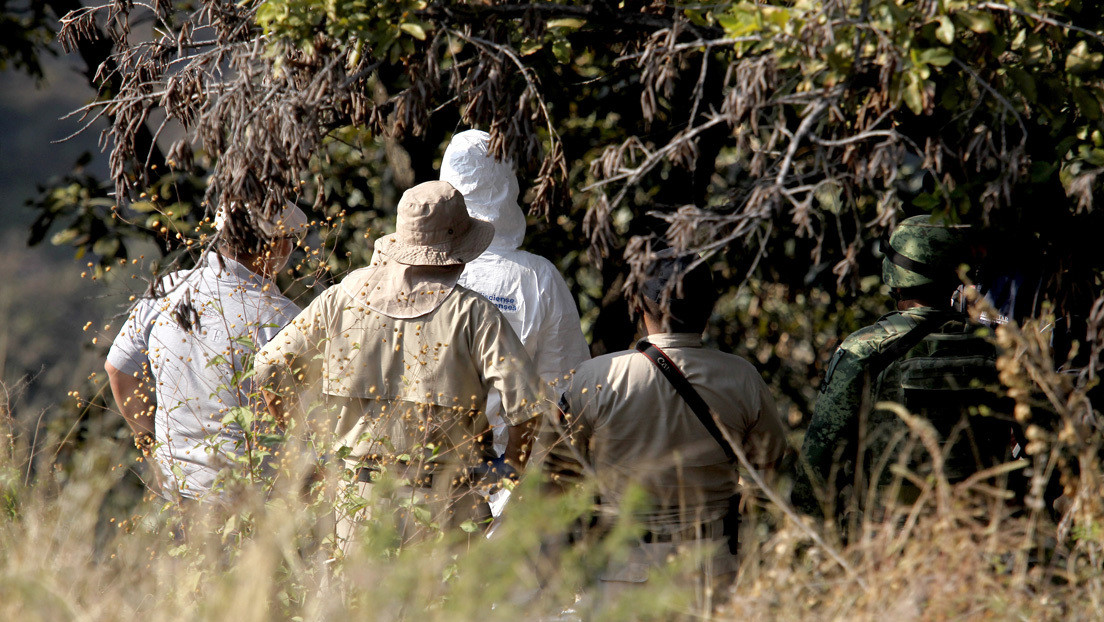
<box><xmin>976</xmin><ymin>2</ymin><xmax>1104</xmax><ymax>45</ymax></box>
<box><xmin>775</xmin><ymin>99</ymin><xmax>829</xmax><ymax>187</ymax></box>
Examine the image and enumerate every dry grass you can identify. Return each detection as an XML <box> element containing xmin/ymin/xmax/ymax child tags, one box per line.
<box><xmin>1</xmin><ymin>431</ymin><xmax>1101</xmax><ymax>620</ymax></box>
<box><xmin>0</xmin><ymin>289</ymin><xmax>1099</xmax><ymax>621</ymax></box>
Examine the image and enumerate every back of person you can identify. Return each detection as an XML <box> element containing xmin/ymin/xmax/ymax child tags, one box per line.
<box><xmin>552</xmin><ymin>253</ymin><xmax>786</xmax><ymax>603</ymax></box>
<box><xmin>794</xmin><ymin>215</ymin><xmax>1021</xmax><ymax>522</ymax></box>
<box><xmin>864</xmin><ymin>310</ymin><xmax>1015</xmax><ymax>496</ymax></box>
<box><xmin>256</xmin><ymin>181</ymin><xmax>544</xmax><ymax>547</ymax></box>
<box><xmin>566</xmin><ymin>341</ymin><xmax>783</xmax><ymax>529</ymax></box>
<box><xmin>278</xmin><ymin>269</ymin><xmax>529</xmax><ymax>469</ymax></box>
<box><xmin>107</xmin><ymin>204</ymin><xmax>304</xmax><ymax>500</ymax></box>
<box><xmin>441</xmin><ymin>130</ymin><xmax>590</xmax><ymax>406</ymax></box>
<box><xmin>145</xmin><ymin>260</ymin><xmax>298</xmax><ymax>478</ymax></box>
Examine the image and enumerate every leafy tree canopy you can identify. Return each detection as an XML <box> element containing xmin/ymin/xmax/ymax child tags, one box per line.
<box><xmin>19</xmin><ymin>0</ymin><xmax>1104</xmax><ymax>419</ymax></box>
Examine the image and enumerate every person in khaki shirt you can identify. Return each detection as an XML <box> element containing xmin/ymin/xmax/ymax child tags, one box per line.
<box><xmin>550</xmin><ymin>252</ymin><xmax>786</xmax><ymax>603</ymax></box>
<box><xmin>255</xmin><ymin>181</ymin><xmax>543</xmax><ymax>549</ymax></box>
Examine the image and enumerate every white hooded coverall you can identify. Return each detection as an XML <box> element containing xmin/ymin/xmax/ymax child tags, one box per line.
<box><xmin>441</xmin><ymin>129</ymin><xmax>591</xmax><ymax>455</ymax></box>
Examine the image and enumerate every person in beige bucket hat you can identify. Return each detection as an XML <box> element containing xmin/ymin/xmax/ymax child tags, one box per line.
<box><xmin>255</xmin><ymin>180</ymin><xmax>544</xmax><ymax>553</ymax></box>
<box><xmin>361</xmin><ymin>180</ymin><xmax>495</xmax><ymax>318</ymax></box>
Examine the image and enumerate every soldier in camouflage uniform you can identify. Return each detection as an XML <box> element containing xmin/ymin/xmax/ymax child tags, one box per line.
<box><xmin>792</xmin><ymin>216</ymin><xmax>1019</xmax><ymax>524</ymax></box>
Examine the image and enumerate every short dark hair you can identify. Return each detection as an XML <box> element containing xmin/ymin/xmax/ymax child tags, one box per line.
<box><xmin>640</xmin><ymin>254</ymin><xmax>718</xmax><ymax>333</ymax></box>
<box><xmin>217</xmin><ymin>205</ymin><xmax>267</xmax><ymax>258</ymax></box>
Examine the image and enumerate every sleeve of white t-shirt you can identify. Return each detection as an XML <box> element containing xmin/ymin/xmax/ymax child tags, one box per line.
<box><xmin>255</xmin><ymin>295</ymin><xmax>302</xmax><ymax>347</ymax></box>
<box><xmin>105</xmin><ymin>299</ymin><xmax>158</xmax><ymax>376</ymax></box>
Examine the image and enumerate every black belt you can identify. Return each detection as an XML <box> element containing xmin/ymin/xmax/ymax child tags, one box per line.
<box><xmin>641</xmin><ymin>518</ymin><xmax>727</xmax><ymax>543</ymax></box>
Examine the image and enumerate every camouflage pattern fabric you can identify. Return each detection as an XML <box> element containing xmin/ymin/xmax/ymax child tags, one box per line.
<box><xmin>791</xmin><ymin>306</ymin><xmax>1010</xmax><ymax>519</ymax></box>
<box><xmin>882</xmin><ymin>215</ymin><xmax>973</xmax><ymax>288</ymax></box>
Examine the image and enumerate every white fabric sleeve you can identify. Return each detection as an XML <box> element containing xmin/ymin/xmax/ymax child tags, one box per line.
<box><xmin>471</xmin><ymin>300</ymin><xmax>544</xmax><ymax>426</ymax></box>
<box><xmin>105</xmin><ymin>299</ymin><xmax>157</xmax><ymax>376</ymax></box>
<box><xmin>533</xmin><ymin>270</ymin><xmax>590</xmax><ymax>388</ymax></box>
<box><xmin>255</xmin><ymin>295</ymin><xmax>302</xmax><ymax>347</ymax></box>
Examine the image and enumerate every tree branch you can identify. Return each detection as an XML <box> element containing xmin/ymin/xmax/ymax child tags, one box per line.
<box><xmin>976</xmin><ymin>2</ymin><xmax>1104</xmax><ymax>45</ymax></box>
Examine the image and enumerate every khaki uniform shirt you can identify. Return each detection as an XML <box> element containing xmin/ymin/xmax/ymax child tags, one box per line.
<box><xmin>254</xmin><ymin>269</ymin><xmax>543</xmax><ymax>473</ymax></box>
<box><xmin>556</xmin><ymin>333</ymin><xmax>787</xmax><ymax>528</ymax></box>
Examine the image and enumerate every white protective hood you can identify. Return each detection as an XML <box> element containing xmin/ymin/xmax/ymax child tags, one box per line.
<box><xmin>440</xmin><ymin>129</ymin><xmax>527</xmax><ymax>251</ymax></box>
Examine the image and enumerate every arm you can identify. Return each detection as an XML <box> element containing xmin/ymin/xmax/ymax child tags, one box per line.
<box><xmin>533</xmin><ymin>388</ymin><xmax>594</xmax><ymax>495</ymax></box>
<box><xmin>104</xmin><ymin>301</ymin><xmax>157</xmax><ymax>442</ymax></box>
<box><xmin>261</xmin><ymin>388</ymin><xmax>294</xmax><ymax>431</ymax></box>
<box><xmin>105</xmin><ymin>361</ymin><xmax>164</xmax><ymax>494</ymax></box>
<box><xmin>503</xmin><ymin>417</ymin><xmax>537</xmax><ymax>469</ymax></box>
<box><xmin>472</xmin><ymin>301</ymin><xmax>546</xmax><ymax>463</ymax></box>
<box><xmin>739</xmin><ymin>376</ymin><xmax>789</xmax><ymax>491</ymax></box>
<box><xmin>105</xmin><ymin>361</ymin><xmax>154</xmax><ymax>439</ymax></box>
<box><xmin>533</xmin><ymin>270</ymin><xmax>591</xmax><ymax>389</ymax></box>
<box><xmin>254</xmin><ymin>297</ymin><xmax>325</xmax><ymax>432</ymax></box>
<box><xmin>791</xmin><ymin>348</ymin><xmax>866</xmax><ymax>517</ymax></box>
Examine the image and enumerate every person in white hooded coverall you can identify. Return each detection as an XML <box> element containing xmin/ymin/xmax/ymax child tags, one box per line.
<box><xmin>440</xmin><ymin>129</ymin><xmax>591</xmax><ymax>512</ymax></box>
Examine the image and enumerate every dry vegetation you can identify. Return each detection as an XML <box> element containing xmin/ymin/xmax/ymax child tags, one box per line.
<box><xmin>4</xmin><ymin>1</ymin><xmax>1104</xmax><ymax>620</ymax></box>
<box><xmin>1</xmin><ymin>305</ymin><xmax>1101</xmax><ymax>621</ymax></box>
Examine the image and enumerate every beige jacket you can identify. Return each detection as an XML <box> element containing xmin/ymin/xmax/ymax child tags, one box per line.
<box><xmin>255</xmin><ymin>267</ymin><xmax>544</xmax><ymax>470</ymax></box>
<box><xmin>556</xmin><ymin>333</ymin><xmax>786</xmax><ymax>527</ymax></box>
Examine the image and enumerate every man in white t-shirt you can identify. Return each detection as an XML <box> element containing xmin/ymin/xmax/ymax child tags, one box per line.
<box><xmin>104</xmin><ymin>200</ymin><xmax>308</xmax><ymax>501</ymax></box>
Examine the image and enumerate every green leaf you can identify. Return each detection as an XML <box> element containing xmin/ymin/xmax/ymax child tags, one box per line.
<box><xmin>255</xmin><ymin>433</ymin><xmax>286</xmax><ymax>446</ymax></box>
<box><xmin>918</xmin><ymin>47</ymin><xmax>953</xmax><ymax>67</ymax></box>
<box><xmin>50</xmin><ymin>229</ymin><xmax>79</xmax><ymax>246</ymax></box>
<box><xmin>717</xmin><ymin>9</ymin><xmax>761</xmax><ymax>38</ymax></box>
<box><xmin>92</xmin><ymin>237</ymin><xmax>119</xmax><ymax>257</ymax></box>
<box><xmin>223</xmin><ymin>406</ymin><xmax>255</xmax><ymax>428</ymax></box>
<box><xmin>547</xmin><ymin>18</ymin><xmax>585</xmax><ymax>30</ymax></box>
<box><xmin>957</xmin><ymin>12</ymin><xmax>995</xmax><ymax>34</ymax></box>
<box><xmin>459</xmin><ymin>520</ymin><xmax>479</xmax><ymax>533</ymax></box>
<box><xmin>1066</xmin><ymin>41</ymin><xmax>1103</xmax><ymax>76</ymax></box>
<box><xmin>519</xmin><ymin>39</ymin><xmax>544</xmax><ymax>56</ymax></box>
<box><xmin>935</xmin><ymin>16</ymin><xmax>955</xmax><ymax>45</ymax></box>
<box><xmin>763</xmin><ymin>7</ymin><xmax>790</xmax><ymax>27</ymax></box>
<box><xmin>912</xmin><ymin>192</ymin><xmax>941</xmax><ymax>210</ymax></box>
<box><xmin>1029</xmin><ymin>161</ymin><xmax>1058</xmax><ymax>183</ymax></box>
<box><xmin>399</xmin><ymin>22</ymin><xmax>427</xmax><ymax>41</ymax></box>
<box><xmin>232</xmin><ymin>335</ymin><xmax>257</xmax><ymax>349</ymax></box>
<box><xmin>1072</xmin><ymin>87</ymin><xmax>1103</xmax><ymax>121</ymax></box>
<box><xmin>815</xmin><ymin>182</ymin><xmax>842</xmax><ymax>214</ymax></box>
<box><xmin>903</xmin><ymin>74</ymin><xmax>924</xmax><ymax>115</ymax></box>
<box><xmin>552</xmin><ymin>39</ymin><xmax>573</xmax><ymax>64</ymax></box>
<box><xmin>1007</xmin><ymin>67</ymin><xmax>1037</xmax><ymax>104</ymax></box>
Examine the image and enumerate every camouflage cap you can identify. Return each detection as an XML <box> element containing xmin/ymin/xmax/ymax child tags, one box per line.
<box><xmin>882</xmin><ymin>215</ymin><xmax>972</xmax><ymax>288</ymax></box>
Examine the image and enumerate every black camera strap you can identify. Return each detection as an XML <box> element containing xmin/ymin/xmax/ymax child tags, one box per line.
<box><xmin>634</xmin><ymin>340</ymin><xmax>736</xmax><ymax>463</ymax></box>
<box><xmin>635</xmin><ymin>339</ymin><xmax>741</xmax><ymax>554</ymax></box>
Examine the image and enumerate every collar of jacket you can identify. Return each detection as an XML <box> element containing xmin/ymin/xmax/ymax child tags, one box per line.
<box><xmin>203</xmin><ymin>250</ymin><xmax>271</xmax><ymax>290</ymax></box>
<box><xmin>640</xmin><ymin>333</ymin><xmax>703</xmax><ymax>349</ymax></box>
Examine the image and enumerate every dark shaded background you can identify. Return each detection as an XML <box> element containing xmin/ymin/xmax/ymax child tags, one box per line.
<box><xmin>0</xmin><ymin>54</ymin><xmax>120</xmax><ymax>418</ymax></box>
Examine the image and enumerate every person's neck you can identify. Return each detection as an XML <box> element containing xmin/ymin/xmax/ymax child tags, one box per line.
<box><xmin>896</xmin><ymin>299</ymin><xmax>941</xmax><ymax>311</ymax></box>
<box><xmin>220</xmin><ymin>249</ymin><xmax>268</xmax><ymax>278</ymax></box>
<box><xmin>642</xmin><ymin>313</ymin><xmax>702</xmax><ymax>337</ymax></box>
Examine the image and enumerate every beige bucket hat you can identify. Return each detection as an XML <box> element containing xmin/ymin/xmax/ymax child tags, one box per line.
<box><xmin>344</xmin><ymin>181</ymin><xmax>493</xmax><ymax>319</ymax></box>
<box><xmin>374</xmin><ymin>180</ymin><xmax>494</xmax><ymax>266</ymax></box>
